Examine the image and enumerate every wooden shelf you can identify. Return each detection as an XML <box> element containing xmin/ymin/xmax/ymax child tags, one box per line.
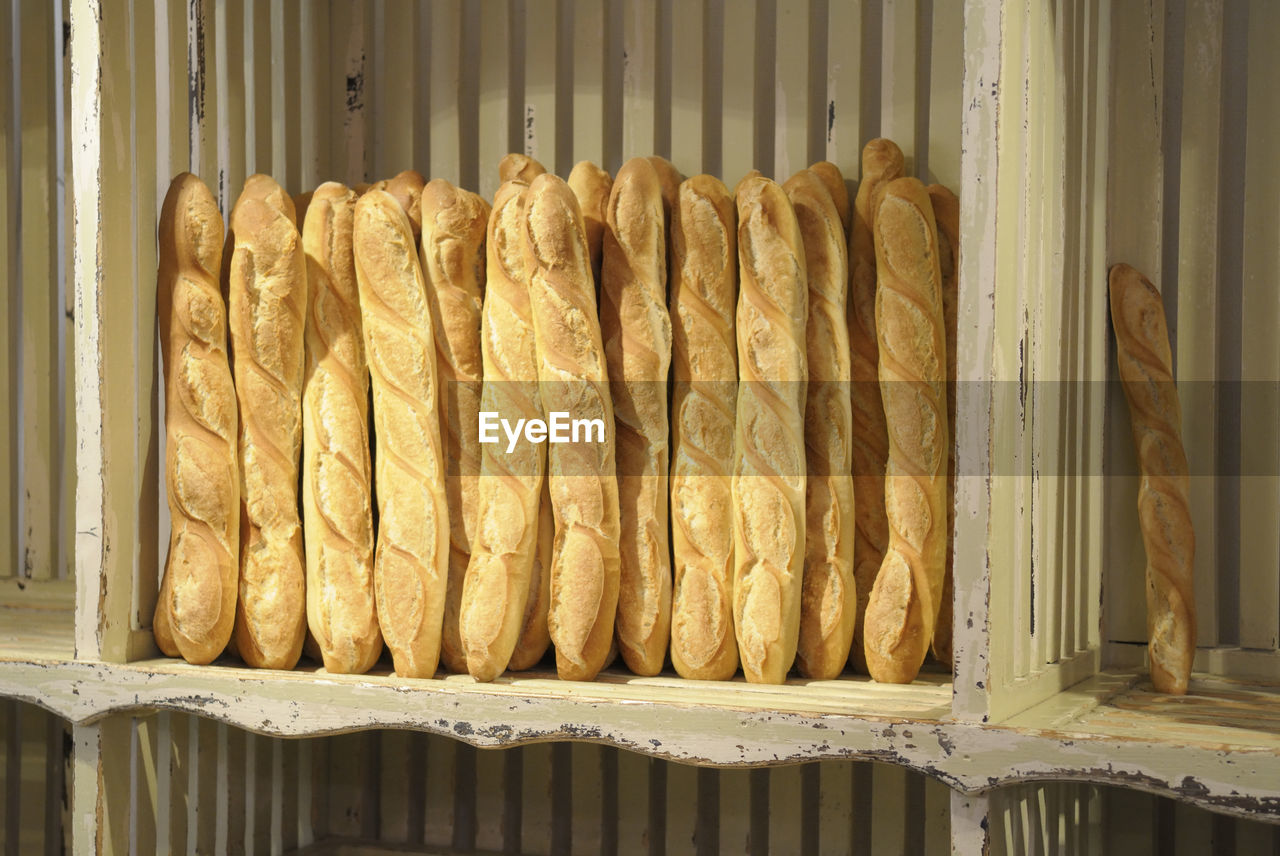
<box><xmin>1007</xmin><ymin>671</ymin><xmax>1280</xmax><ymax>754</ymax></box>
<box><xmin>2</xmin><ymin>634</ymin><xmax>1279</xmax><ymax>817</ymax></box>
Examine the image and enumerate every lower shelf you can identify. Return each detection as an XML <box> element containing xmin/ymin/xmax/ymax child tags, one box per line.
<box><xmin>2</xmin><ymin>614</ymin><xmax>1278</xmax><ymax>818</ymax></box>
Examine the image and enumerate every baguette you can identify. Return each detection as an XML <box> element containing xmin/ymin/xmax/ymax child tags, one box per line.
<box><xmin>669</xmin><ymin>174</ymin><xmax>739</xmax><ymax>680</ymax></box>
<box><xmin>862</xmin><ymin>176</ymin><xmax>948</xmax><ymax>684</ymax></box>
<box><xmin>419</xmin><ymin>179</ymin><xmax>491</xmax><ymax>674</ymax></box>
<box><xmin>227</xmin><ymin>173</ymin><xmax>308</xmax><ymax>670</ymax></box>
<box><xmin>301</xmin><ymin>182</ymin><xmax>382</xmax><ymax>674</ymax></box>
<box><xmin>732</xmin><ymin>176</ymin><xmax>808</xmax><ymax>684</ymax></box>
<box><xmin>522</xmin><ymin>173</ymin><xmax>622</xmax><ymax>681</ymax></box>
<box><xmin>809</xmin><ymin>161</ymin><xmax>851</xmax><ymax>234</ymax></box>
<box><xmin>1108</xmin><ymin>263</ymin><xmax>1195</xmax><ymax>695</ymax></box>
<box><xmin>568</xmin><ymin>160</ymin><xmax>613</xmax><ymax>288</ymax></box>
<box><xmin>354</xmin><ymin>190</ymin><xmax>450</xmax><ymax>678</ymax></box>
<box><xmin>500</xmin><ymin>153</ymin><xmax>547</xmax><ymax>184</ymax></box>
<box><xmin>601</xmin><ymin>157</ymin><xmax>674</xmax><ymax>676</ymax></box>
<box><xmin>459</xmin><ymin>180</ymin><xmax>547</xmax><ymax>680</ymax></box>
<box><xmin>848</xmin><ymin>138</ymin><xmax>905</xmax><ymax>671</ymax></box>
<box><xmin>153</xmin><ymin>173</ymin><xmax>240</xmax><ymax>665</ymax></box>
<box><xmin>926</xmin><ymin>183</ymin><xmax>959</xmax><ymax>667</ymax></box>
<box><xmin>785</xmin><ymin>168</ymin><xmax>856</xmax><ymax>679</ymax></box>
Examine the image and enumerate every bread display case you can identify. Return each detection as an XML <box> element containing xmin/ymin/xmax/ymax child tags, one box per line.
<box><xmin>1</xmin><ymin>0</ymin><xmax>1278</xmax><ymax>852</ymax></box>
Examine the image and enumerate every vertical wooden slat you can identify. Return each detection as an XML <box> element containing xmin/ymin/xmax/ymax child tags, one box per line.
<box><xmin>664</xmin><ymin>760</ymin><xmax>698</xmax><ymax>856</ymax></box>
<box><xmin>0</xmin><ymin>0</ymin><xmax>14</xmax><ymax>585</ymax></box>
<box><xmin>719</xmin><ymin>0</ymin><xmax>754</xmax><ymax>184</ymax></box>
<box><xmin>18</xmin><ymin>0</ymin><xmax>53</xmax><ymax>584</ymax></box>
<box><xmin>452</xmin><ymin>742</ymin><xmax>478</xmax><ymax>852</ymax></box>
<box><xmin>619</xmin><ymin>0</ymin><xmax>656</xmax><ymax>165</ymax></box>
<box><xmin>766</xmin><ymin>764</ymin><xmax>803</xmax><ymax>854</ymax></box>
<box><xmin>297</xmin><ymin>0</ymin><xmax>323</xmax><ymax>191</ymax></box>
<box><xmin>521</xmin><ymin>743</ymin><xmax>553</xmax><ymax>854</ymax></box>
<box><xmin>698</xmin><ymin>0</ymin><xmax>722</xmax><ymax>179</ymax></box>
<box><xmin>519</xmin><ymin>0</ymin><xmax>554</xmax><ymax>172</ymax></box>
<box><xmin>614</xmin><ymin>749</ymin><xmax>648</xmax><ymax>856</ymax></box>
<box><xmin>869</xmin><ymin>763</ymin><xmax>907</xmax><ymax>855</ymax></box>
<box><xmin>374</xmin><ymin>0</ymin><xmax>413</xmax><ymax>179</ymax></box>
<box><xmin>717</xmin><ymin>768</ymin><xmax>751</xmax><ymax>855</ymax></box>
<box><xmin>950</xmin><ymin>791</ymin><xmax>990</xmax><ymax>856</ymax></box>
<box><xmin>804</xmin><ymin>0</ymin><xmax>828</xmax><ymax>170</ymax></box>
<box><xmin>503</xmin><ymin>745</ymin><xmax>523</xmax><ymax>854</ymax></box>
<box><xmin>550</xmin><ymin>742</ymin><xmax>572</xmax><ymax>854</ymax></box>
<box><xmin>568</xmin><ymin>744</ymin><xmax>602</xmax><ymax>855</ymax></box>
<box><xmin>926</xmin><ymin>0</ymin><xmax>961</xmax><ymax>187</ymax></box>
<box><xmin>478</xmin><ymin>1</ymin><xmax>510</xmax><ymax>201</ymax></box>
<box><xmin>667</xmin><ymin>0</ymin><xmax>701</xmax><ymax>174</ymax></box>
<box><xmin>824</xmin><ymin>0</ymin><xmax>859</xmax><ymax>169</ymax></box>
<box><xmin>69</xmin><ymin>718</ymin><xmax>131</xmax><ymax>856</ymax></box>
<box><xmin>1214</xmin><ymin>0</ymin><xmax>1248</xmax><ymax>647</ymax></box>
<box><xmin>923</xmin><ymin>776</ymin><xmax>950</xmax><ymax>854</ymax></box>
<box><xmin>1175</xmin><ymin>0</ymin><xmax>1224</xmax><ymax>649</ymax></box>
<box><xmin>880</xmin><ymin>0</ymin><xmax>918</xmax><ymax>170</ymax></box>
<box><xmin>553</xmin><ymin>0</ymin><xmax>574</xmax><ymax>176</ymax></box>
<box><xmin>751</xmin><ymin>0</ymin><xmax>776</xmax><ymax>176</ymax></box>
<box><xmin>1236</xmin><ymin>0</ymin><xmax>1280</xmax><ymax>653</ymax></box>
<box><xmin>652</xmin><ymin>0</ymin><xmax>671</xmax><ymax>160</ymax></box>
<box><xmin>694</xmin><ymin>766</ymin><xmax>718</xmax><ymax>856</ymax></box>
<box><xmin>473</xmin><ymin>746</ymin><xmax>507</xmax><ymax>854</ymax></box>
<box><xmin>1103</xmin><ymin>0</ymin><xmax>1164</xmax><ymax>651</ymax></box>
<box><xmin>72</xmin><ymin>0</ymin><xmax>136</xmax><ymax>664</ymax></box>
<box><xmin>772</xmin><ymin>0</ymin><xmax>806</xmax><ymax>180</ymax></box>
<box><xmin>814</xmin><ymin>760</ymin><xmax>852</xmax><ymax>856</ymax></box>
<box><xmin>222</xmin><ymin>724</ymin><xmax>244</xmax><ymax>856</ymax></box>
<box><xmin>426</xmin><ymin>1</ymin><xmax>462</xmax><ymax>182</ymax></box>
<box><xmin>377</xmin><ymin>731</ymin><xmax>410</xmax><ymax>842</ymax></box>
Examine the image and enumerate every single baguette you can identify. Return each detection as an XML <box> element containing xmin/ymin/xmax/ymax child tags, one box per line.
<box><xmin>459</xmin><ymin>180</ymin><xmax>547</xmax><ymax>680</ymax></box>
<box><xmin>500</xmin><ymin>153</ymin><xmax>547</xmax><ymax>184</ymax></box>
<box><xmin>732</xmin><ymin>176</ymin><xmax>808</xmax><ymax>684</ymax></box>
<box><xmin>1109</xmin><ymin>263</ymin><xmax>1196</xmax><ymax>695</ymax></box>
<box><xmin>507</xmin><ymin>480</ymin><xmax>554</xmax><ymax>670</ymax></box>
<box><xmin>785</xmin><ymin>168</ymin><xmax>856</xmax><ymax>680</ymax></box>
<box><xmin>926</xmin><ymin>183</ymin><xmax>959</xmax><ymax>667</ymax></box>
<box><xmin>847</xmin><ymin>138</ymin><xmax>905</xmax><ymax>671</ymax></box>
<box><xmin>862</xmin><ymin>176</ymin><xmax>949</xmax><ymax>684</ymax></box>
<box><xmin>522</xmin><ymin>173</ymin><xmax>622</xmax><ymax>681</ymax></box>
<box><xmin>809</xmin><ymin>161</ymin><xmax>851</xmax><ymax>234</ymax></box>
<box><xmin>153</xmin><ymin>172</ymin><xmax>240</xmax><ymax>665</ymax></box>
<box><xmin>227</xmin><ymin>173</ymin><xmax>308</xmax><ymax>670</ymax></box>
<box><xmin>418</xmin><ymin>179</ymin><xmax>491</xmax><ymax>675</ymax></box>
<box><xmin>301</xmin><ymin>182</ymin><xmax>382</xmax><ymax>674</ymax></box>
<box><xmin>568</xmin><ymin>160</ymin><xmax>613</xmax><ymax>288</ymax></box>
<box><xmin>669</xmin><ymin>174</ymin><xmax>739</xmax><ymax>681</ymax></box>
<box><xmin>354</xmin><ymin>190</ymin><xmax>450</xmax><ymax>678</ymax></box>
<box><xmin>601</xmin><ymin>157</ymin><xmax>674</xmax><ymax>676</ymax></box>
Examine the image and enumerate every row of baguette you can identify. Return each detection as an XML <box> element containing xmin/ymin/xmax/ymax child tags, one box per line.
<box><xmin>153</xmin><ymin>141</ymin><xmax>958</xmax><ymax>685</ymax></box>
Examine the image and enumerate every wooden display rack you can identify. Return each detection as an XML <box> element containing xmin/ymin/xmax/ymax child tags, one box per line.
<box><xmin>1</xmin><ymin>0</ymin><xmax>1277</xmax><ymax>851</ymax></box>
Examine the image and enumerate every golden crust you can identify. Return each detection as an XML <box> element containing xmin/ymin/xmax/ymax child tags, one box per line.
<box><xmin>227</xmin><ymin>173</ymin><xmax>308</xmax><ymax>671</ymax></box>
<box><xmin>785</xmin><ymin>168</ymin><xmax>856</xmax><ymax>680</ymax></box>
<box><xmin>522</xmin><ymin>173</ymin><xmax>621</xmax><ymax>681</ymax></box>
<box><xmin>601</xmin><ymin>157</ymin><xmax>674</xmax><ymax>675</ymax></box>
<box><xmin>301</xmin><ymin>181</ymin><xmax>382</xmax><ymax>674</ymax></box>
<box><xmin>731</xmin><ymin>175</ymin><xmax>808</xmax><ymax>684</ymax></box>
<box><xmin>1109</xmin><ymin>263</ymin><xmax>1196</xmax><ymax>695</ymax></box>
<box><xmin>154</xmin><ymin>172</ymin><xmax>240</xmax><ymax>666</ymax></box>
<box><xmin>669</xmin><ymin>174</ymin><xmax>739</xmax><ymax>680</ymax></box>
<box><xmin>862</xmin><ymin>176</ymin><xmax>948</xmax><ymax>684</ymax></box>
<box><xmin>354</xmin><ymin>190</ymin><xmax>450</xmax><ymax>678</ymax></box>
